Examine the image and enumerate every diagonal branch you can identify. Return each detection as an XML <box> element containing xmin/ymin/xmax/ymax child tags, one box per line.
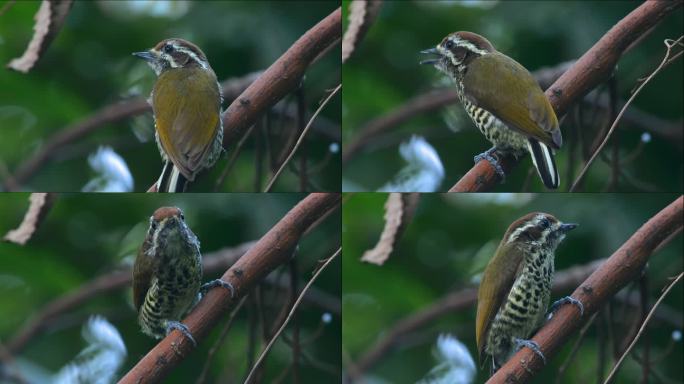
<box><xmin>146</xmin><ymin>7</ymin><xmax>341</xmax><ymax>191</ymax></box>
<box><xmin>221</xmin><ymin>7</ymin><xmax>341</xmax><ymax>147</ymax></box>
<box><xmin>7</xmin><ymin>73</ymin><xmax>261</xmax><ymax>189</ymax></box>
<box><xmin>450</xmin><ymin>0</ymin><xmax>682</xmax><ymax>192</ymax></box>
<box><xmin>8</xmin><ymin>6</ymin><xmax>341</xmax><ymax>192</ymax></box>
<box><xmin>118</xmin><ymin>193</ymin><xmax>341</xmax><ymax>383</ymax></box>
<box><xmin>489</xmin><ymin>195</ymin><xmax>683</xmax><ymax>383</ymax></box>
<box><xmin>348</xmin><ymin>201</ymin><xmax>683</xmax><ymax>378</ymax></box>
<box><xmin>6</xmin><ymin>239</ymin><xmax>341</xmax><ymax>356</ymax></box>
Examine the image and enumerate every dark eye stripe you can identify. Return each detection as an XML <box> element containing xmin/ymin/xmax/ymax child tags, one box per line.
<box><xmin>521</xmin><ymin>227</ymin><xmax>542</xmax><ymax>241</ymax></box>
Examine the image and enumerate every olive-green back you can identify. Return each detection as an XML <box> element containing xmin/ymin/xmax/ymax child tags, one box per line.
<box><xmin>463</xmin><ymin>53</ymin><xmax>561</xmax><ymax>149</ymax></box>
<box><xmin>153</xmin><ymin>67</ymin><xmax>221</xmax><ymax>179</ymax></box>
<box><xmin>132</xmin><ymin>238</ymin><xmax>154</xmax><ymax>312</ymax></box>
<box><xmin>475</xmin><ymin>241</ymin><xmax>525</xmax><ymax>366</ymax></box>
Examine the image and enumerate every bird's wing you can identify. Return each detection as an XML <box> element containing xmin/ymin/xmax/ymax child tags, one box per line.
<box><xmin>132</xmin><ymin>239</ymin><xmax>154</xmax><ymax>311</ymax></box>
<box><xmin>463</xmin><ymin>53</ymin><xmax>561</xmax><ymax>149</ymax></box>
<box><xmin>152</xmin><ymin>68</ymin><xmax>221</xmax><ymax>180</ymax></box>
<box><xmin>475</xmin><ymin>241</ymin><xmax>525</xmax><ymax>366</ymax></box>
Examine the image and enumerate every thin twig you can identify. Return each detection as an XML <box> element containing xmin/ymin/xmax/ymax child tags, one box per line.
<box><xmin>570</xmin><ymin>36</ymin><xmax>684</xmax><ymax>191</ymax></box>
<box><xmin>603</xmin><ymin>272</ymin><xmax>683</xmax><ymax>384</ymax></box>
<box><xmin>264</xmin><ymin>84</ymin><xmax>341</xmax><ymax>192</ymax></box>
<box><xmin>213</xmin><ymin>123</ymin><xmax>257</xmax><ymax>191</ymax></box>
<box><xmin>196</xmin><ymin>296</ymin><xmax>248</xmax><ymax>384</ymax></box>
<box><xmin>555</xmin><ymin>312</ymin><xmax>599</xmax><ymax>384</ymax></box>
<box><xmin>0</xmin><ymin>0</ymin><xmax>16</xmax><ymax>17</ymax></box>
<box><xmin>244</xmin><ymin>247</ymin><xmax>341</xmax><ymax>384</ymax></box>
<box><xmin>289</xmin><ymin>259</ymin><xmax>301</xmax><ymax>383</ymax></box>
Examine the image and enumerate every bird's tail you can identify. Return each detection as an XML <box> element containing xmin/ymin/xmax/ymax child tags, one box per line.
<box><xmin>526</xmin><ymin>138</ymin><xmax>559</xmax><ymax>189</ymax></box>
<box><xmin>157</xmin><ymin>161</ymin><xmax>188</xmax><ymax>192</ymax></box>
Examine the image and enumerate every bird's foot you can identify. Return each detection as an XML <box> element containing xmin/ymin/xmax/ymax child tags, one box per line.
<box><xmin>474</xmin><ymin>147</ymin><xmax>506</xmax><ymax>182</ymax></box>
<box><xmin>514</xmin><ymin>338</ymin><xmax>546</xmax><ymax>365</ymax></box>
<box><xmin>200</xmin><ymin>278</ymin><xmax>236</xmax><ymax>299</ymax></box>
<box><xmin>547</xmin><ymin>296</ymin><xmax>584</xmax><ymax>320</ymax></box>
<box><xmin>165</xmin><ymin>320</ymin><xmax>196</xmax><ymax>347</ymax></box>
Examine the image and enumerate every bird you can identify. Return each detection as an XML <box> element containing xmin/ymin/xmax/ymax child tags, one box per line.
<box><xmin>421</xmin><ymin>31</ymin><xmax>562</xmax><ymax>189</ymax></box>
<box><xmin>476</xmin><ymin>212</ymin><xmax>583</xmax><ymax>374</ymax></box>
<box><xmin>133</xmin><ymin>206</ymin><xmax>234</xmax><ymax>345</ymax></box>
<box><xmin>133</xmin><ymin>38</ymin><xmax>223</xmax><ymax>192</ymax></box>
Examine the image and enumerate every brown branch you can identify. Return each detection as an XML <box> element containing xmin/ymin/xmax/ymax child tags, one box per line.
<box><xmin>119</xmin><ymin>193</ymin><xmax>341</xmax><ymax>384</ymax></box>
<box><xmin>489</xmin><ymin>195</ymin><xmax>683</xmax><ymax>383</ymax></box>
<box><xmin>145</xmin><ymin>7</ymin><xmax>342</xmax><ymax>191</ymax></box>
<box><xmin>343</xmin><ymin>89</ymin><xmax>460</xmax><ymax>164</ymax></box>
<box><xmin>349</xmin><ymin>259</ymin><xmax>604</xmax><ymax>377</ymax></box>
<box><xmin>221</xmin><ymin>7</ymin><xmax>341</xmax><ymax>147</ymax></box>
<box><xmin>350</xmin><ymin>218</ymin><xmax>683</xmax><ymax>378</ymax></box>
<box><xmin>8</xmin><ymin>8</ymin><xmax>341</xmax><ymax>192</ymax></box>
<box><xmin>342</xmin><ymin>61</ymin><xmax>574</xmax><ymax>164</ymax></box>
<box><xmin>343</xmin><ymin>59</ymin><xmax>679</xmax><ymax>166</ymax></box>
<box><xmin>6</xmin><ymin>73</ymin><xmax>260</xmax><ymax>189</ymax></box>
<box><xmin>6</xmin><ymin>238</ymin><xmax>341</xmax><ymax>356</ymax></box>
<box><xmin>5</xmin><ymin>241</ymin><xmax>255</xmax><ymax>355</ymax></box>
<box><xmin>451</xmin><ymin>1</ymin><xmax>682</xmax><ymax>192</ymax></box>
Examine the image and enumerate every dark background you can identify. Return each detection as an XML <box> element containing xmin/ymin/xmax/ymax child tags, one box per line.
<box><xmin>342</xmin><ymin>1</ymin><xmax>683</xmax><ymax>192</ymax></box>
<box><xmin>0</xmin><ymin>193</ymin><xmax>341</xmax><ymax>383</ymax></box>
<box><xmin>0</xmin><ymin>1</ymin><xmax>341</xmax><ymax>192</ymax></box>
<box><xmin>342</xmin><ymin>193</ymin><xmax>683</xmax><ymax>383</ymax></box>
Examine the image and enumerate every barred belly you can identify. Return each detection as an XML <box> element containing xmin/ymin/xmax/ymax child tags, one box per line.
<box><xmin>486</xmin><ymin>255</ymin><xmax>553</xmax><ymax>367</ymax></box>
<box><xmin>138</xmin><ymin>255</ymin><xmax>202</xmax><ymax>339</ymax></box>
<box><xmin>461</xmin><ymin>98</ymin><xmax>528</xmax><ymax>155</ymax></box>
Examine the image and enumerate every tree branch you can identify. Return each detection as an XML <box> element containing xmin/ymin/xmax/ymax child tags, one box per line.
<box><xmin>146</xmin><ymin>7</ymin><xmax>341</xmax><ymax>191</ymax></box>
<box><xmin>489</xmin><ymin>195</ymin><xmax>683</xmax><ymax>383</ymax></box>
<box><xmin>349</xmin><ymin>211</ymin><xmax>683</xmax><ymax>378</ymax></box>
<box><xmin>7</xmin><ymin>73</ymin><xmax>261</xmax><ymax>189</ymax></box>
<box><xmin>221</xmin><ymin>7</ymin><xmax>341</xmax><ymax>146</ymax></box>
<box><xmin>118</xmin><ymin>192</ymin><xmax>341</xmax><ymax>383</ymax></box>
<box><xmin>450</xmin><ymin>0</ymin><xmax>682</xmax><ymax>191</ymax></box>
<box><xmin>349</xmin><ymin>259</ymin><xmax>604</xmax><ymax>377</ymax></box>
<box><xmin>9</xmin><ymin>2</ymin><xmax>340</xmax><ymax>191</ymax></box>
<box><xmin>6</xmin><ymin>238</ymin><xmax>341</xmax><ymax>356</ymax></box>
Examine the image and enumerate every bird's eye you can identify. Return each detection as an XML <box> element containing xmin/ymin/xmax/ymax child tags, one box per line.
<box><xmin>163</xmin><ymin>44</ymin><xmax>174</xmax><ymax>54</ymax></box>
<box><xmin>444</xmin><ymin>40</ymin><xmax>454</xmax><ymax>50</ymax></box>
<box><xmin>539</xmin><ymin>218</ymin><xmax>550</xmax><ymax>229</ymax></box>
<box><xmin>150</xmin><ymin>220</ymin><xmax>158</xmax><ymax>231</ymax></box>
<box><xmin>179</xmin><ymin>213</ymin><xmax>185</xmax><ymax>221</ymax></box>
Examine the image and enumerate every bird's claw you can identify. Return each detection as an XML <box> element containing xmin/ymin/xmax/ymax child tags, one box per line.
<box><xmin>548</xmin><ymin>296</ymin><xmax>584</xmax><ymax>319</ymax></box>
<box><xmin>514</xmin><ymin>338</ymin><xmax>546</xmax><ymax>364</ymax></box>
<box><xmin>474</xmin><ymin>147</ymin><xmax>506</xmax><ymax>181</ymax></box>
<box><xmin>200</xmin><ymin>278</ymin><xmax>236</xmax><ymax>299</ymax></box>
<box><xmin>165</xmin><ymin>320</ymin><xmax>196</xmax><ymax>347</ymax></box>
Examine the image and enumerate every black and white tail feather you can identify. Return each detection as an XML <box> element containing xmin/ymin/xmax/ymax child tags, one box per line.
<box><xmin>526</xmin><ymin>138</ymin><xmax>559</xmax><ymax>189</ymax></box>
<box><xmin>157</xmin><ymin>161</ymin><xmax>188</xmax><ymax>193</ymax></box>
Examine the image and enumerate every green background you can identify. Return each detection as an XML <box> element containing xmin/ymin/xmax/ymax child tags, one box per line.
<box><xmin>0</xmin><ymin>193</ymin><xmax>341</xmax><ymax>383</ymax></box>
<box><xmin>0</xmin><ymin>1</ymin><xmax>341</xmax><ymax>192</ymax></box>
<box><xmin>342</xmin><ymin>193</ymin><xmax>683</xmax><ymax>383</ymax></box>
<box><xmin>342</xmin><ymin>1</ymin><xmax>683</xmax><ymax>192</ymax></box>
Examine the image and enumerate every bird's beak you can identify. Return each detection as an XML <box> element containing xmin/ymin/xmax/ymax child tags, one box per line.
<box><xmin>132</xmin><ymin>50</ymin><xmax>157</xmax><ymax>63</ymax></box>
<box><xmin>419</xmin><ymin>47</ymin><xmax>442</xmax><ymax>65</ymax></box>
<box><xmin>559</xmin><ymin>223</ymin><xmax>578</xmax><ymax>232</ymax></box>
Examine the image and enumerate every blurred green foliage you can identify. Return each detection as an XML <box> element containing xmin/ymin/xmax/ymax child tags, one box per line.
<box><xmin>0</xmin><ymin>1</ymin><xmax>341</xmax><ymax>192</ymax></box>
<box><xmin>0</xmin><ymin>193</ymin><xmax>341</xmax><ymax>383</ymax></box>
<box><xmin>342</xmin><ymin>1</ymin><xmax>683</xmax><ymax>192</ymax></box>
<box><xmin>342</xmin><ymin>193</ymin><xmax>683</xmax><ymax>383</ymax></box>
